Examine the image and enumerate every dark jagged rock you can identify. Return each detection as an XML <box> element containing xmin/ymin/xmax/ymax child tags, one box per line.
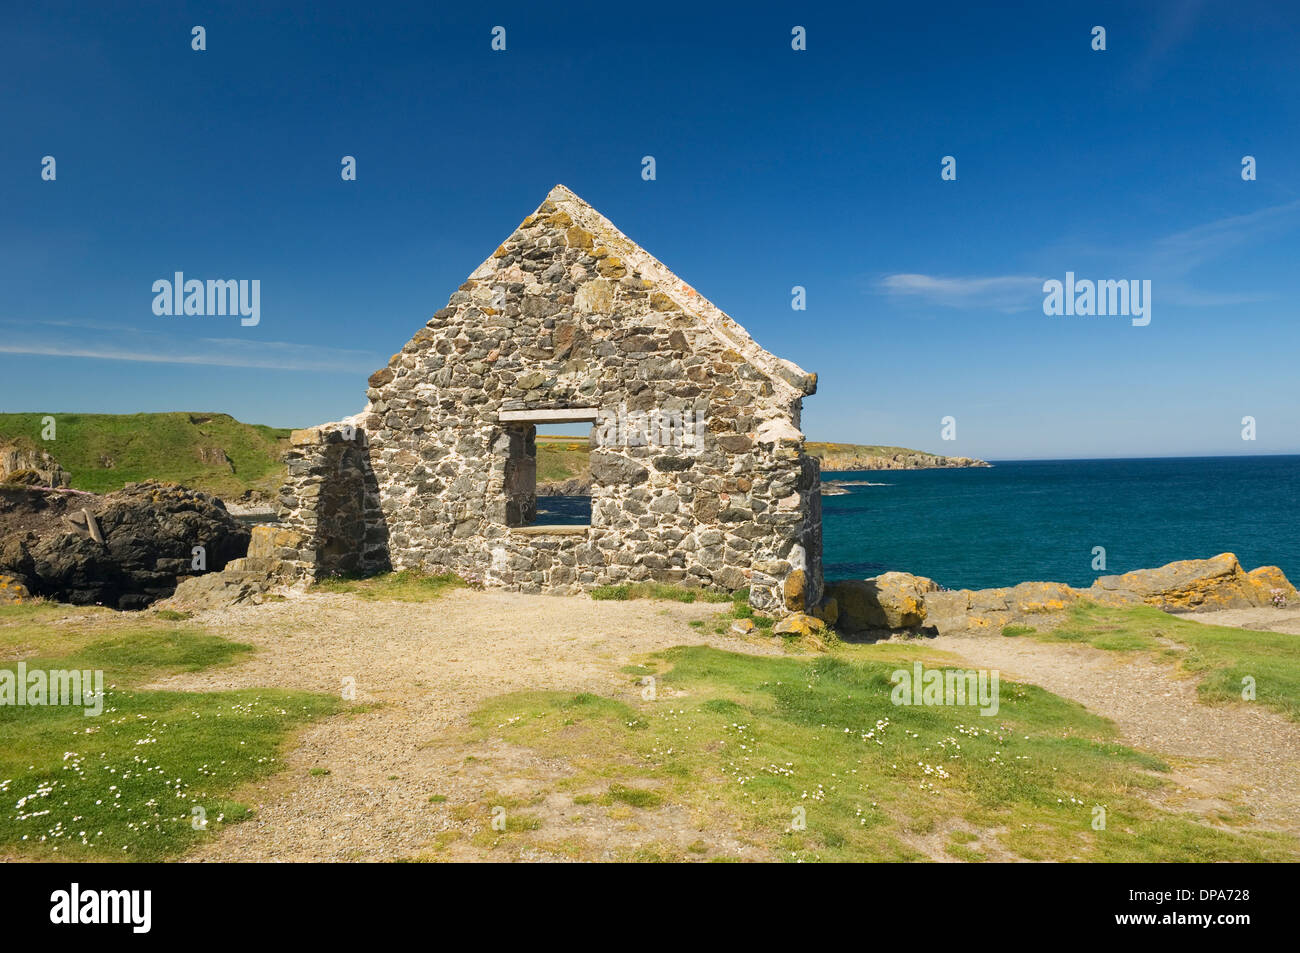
<box><xmin>535</xmin><ymin>477</ymin><xmax>591</xmax><ymax>497</ymax></box>
<box><xmin>0</xmin><ymin>482</ymin><xmax>249</xmax><ymax>609</ymax></box>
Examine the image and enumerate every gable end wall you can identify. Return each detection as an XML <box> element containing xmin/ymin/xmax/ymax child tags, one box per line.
<box><xmin>277</xmin><ymin>189</ymin><xmax>823</xmax><ymax>614</ymax></box>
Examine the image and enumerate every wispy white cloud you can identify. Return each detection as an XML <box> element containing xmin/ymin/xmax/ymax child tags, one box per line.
<box><xmin>878</xmin><ymin>199</ymin><xmax>1300</xmax><ymax>313</ymax></box>
<box><xmin>1149</xmin><ymin>199</ymin><xmax>1300</xmax><ymax>274</ymax></box>
<box><xmin>876</xmin><ymin>273</ymin><xmax>1047</xmax><ymax>312</ymax></box>
<box><xmin>0</xmin><ymin>318</ymin><xmax>383</xmax><ymax>373</ymax></box>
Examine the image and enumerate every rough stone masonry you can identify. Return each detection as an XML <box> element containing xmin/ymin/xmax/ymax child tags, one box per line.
<box><xmin>275</xmin><ymin>184</ymin><xmax>822</xmax><ymax>614</ymax></box>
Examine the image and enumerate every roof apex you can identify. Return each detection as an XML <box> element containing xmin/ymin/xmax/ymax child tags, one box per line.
<box><xmin>528</xmin><ymin>186</ymin><xmax>816</xmax><ymax>400</ymax></box>
<box><xmin>547</xmin><ymin>183</ymin><xmax>581</xmax><ymax>203</ymax></box>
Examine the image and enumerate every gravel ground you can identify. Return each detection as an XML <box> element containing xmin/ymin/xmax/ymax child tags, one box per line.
<box><xmin>153</xmin><ymin>587</ymin><xmax>780</xmax><ymax>862</ymax></box>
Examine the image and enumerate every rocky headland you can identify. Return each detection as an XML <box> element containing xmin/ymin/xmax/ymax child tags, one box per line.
<box><xmin>808</xmin><ymin>445</ymin><xmax>990</xmax><ymax>471</ymax></box>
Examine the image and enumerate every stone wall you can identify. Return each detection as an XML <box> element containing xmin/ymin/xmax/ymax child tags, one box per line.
<box><xmin>277</xmin><ymin>425</ymin><xmax>389</xmax><ymax>578</ymax></box>
<box><xmin>276</xmin><ymin>185</ymin><xmax>822</xmax><ymax>614</ymax></box>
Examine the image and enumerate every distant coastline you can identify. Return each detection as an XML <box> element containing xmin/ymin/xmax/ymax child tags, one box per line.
<box><xmin>806</xmin><ymin>442</ymin><xmax>990</xmax><ymax>473</ymax></box>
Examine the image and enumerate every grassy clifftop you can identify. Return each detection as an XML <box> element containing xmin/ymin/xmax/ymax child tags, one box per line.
<box><xmin>806</xmin><ymin>442</ymin><xmax>990</xmax><ymax>470</ymax></box>
<box><xmin>0</xmin><ymin>412</ymin><xmax>291</xmax><ymax>498</ymax></box>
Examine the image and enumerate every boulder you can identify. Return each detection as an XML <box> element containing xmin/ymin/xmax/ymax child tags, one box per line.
<box><xmin>1248</xmin><ymin>565</ymin><xmax>1297</xmax><ymax>604</ymax></box>
<box><xmin>827</xmin><ymin>572</ymin><xmax>939</xmax><ymax>632</ymax></box>
<box><xmin>0</xmin><ymin>572</ymin><xmax>30</xmax><ymax>604</ymax></box>
<box><xmin>811</xmin><ymin>595</ymin><xmax>839</xmax><ymax>626</ymax></box>
<box><xmin>1089</xmin><ymin>553</ymin><xmax>1295</xmax><ymax>612</ymax></box>
<box><xmin>729</xmin><ymin>618</ymin><xmax>756</xmax><ymax>636</ymax></box>
<box><xmin>161</xmin><ymin>571</ymin><xmax>271</xmax><ymax>612</ymax></box>
<box><xmin>920</xmin><ymin>589</ymin><xmax>973</xmax><ymax>634</ymax></box>
<box><xmin>0</xmin><ymin>482</ymin><xmax>250</xmax><ymax>609</ymax></box>
<box><xmin>772</xmin><ymin>612</ymin><xmax>826</xmax><ymax>638</ymax></box>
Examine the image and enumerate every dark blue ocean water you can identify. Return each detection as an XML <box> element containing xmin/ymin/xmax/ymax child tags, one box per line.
<box><xmin>822</xmin><ymin>456</ymin><xmax>1300</xmax><ymax>590</ymax></box>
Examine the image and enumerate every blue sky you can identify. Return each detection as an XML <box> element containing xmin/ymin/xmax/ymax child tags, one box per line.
<box><xmin>3</xmin><ymin>0</ymin><xmax>1298</xmax><ymax>459</ymax></box>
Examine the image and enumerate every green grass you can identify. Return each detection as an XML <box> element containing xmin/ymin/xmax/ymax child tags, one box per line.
<box><xmin>460</xmin><ymin>645</ymin><xmax>1295</xmax><ymax>862</ymax></box>
<box><xmin>0</xmin><ymin>602</ymin><xmax>339</xmax><ymax>860</ymax></box>
<box><xmin>0</xmin><ymin>411</ymin><xmax>291</xmax><ymax>497</ymax></box>
<box><xmin>589</xmin><ymin>582</ymin><xmax>733</xmax><ymax>604</ymax></box>
<box><xmin>1040</xmin><ymin>602</ymin><xmax>1300</xmax><ymax>722</ymax></box>
<box><xmin>535</xmin><ymin>435</ymin><xmax>590</xmax><ymax>484</ymax></box>
<box><xmin>313</xmin><ymin>570</ymin><xmax>466</xmax><ymax>602</ymax></box>
<box><xmin>1002</xmin><ymin>624</ymin><xmax>1037</xmax><ymax>637</ymax></box>
<box><xmin>606</xmin><ymin>784</ymin><xmax>664</xmax><ymax>808</ymax></box>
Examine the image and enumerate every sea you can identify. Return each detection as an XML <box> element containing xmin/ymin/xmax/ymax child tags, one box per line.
<box><xmin>822</xmin><ymin>455</ymin><xmax>1300</xmax><ymax>590</ymax></box>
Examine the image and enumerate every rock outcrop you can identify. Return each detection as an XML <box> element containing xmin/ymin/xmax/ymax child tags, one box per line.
<box><xmin>810</xmin><ymin>448</ymin><xmax>990</xmax><ymax>471</ymax></box>
<box><xmin>1</xmin><ymin>441</ymin><xmax>70</xmax><ymax>488</ymax></box>
<box><xmin>827</xmin><ymin>554</ymin><xmax>1297</xmax><ymax>637</ymax></box>
<box><xmin>535</xmin><ymin>477</ymin><xmax>591</xmax><ymax>497</ymax></box>
<box><xmin>923</xmin><ymin>581</ymin><xmax>1083</xmax><ymax>635</ymax></box>
<box><xmin>1090</xmin><ymin>553</ymin><xmax>1292</xmax><ymax>612</ymax></box>
<box><xmin>160</xmin><ymin>524</ymin><xmax>306</xmax><ymax>611</ymax></box>
<box><xmin>0</xmin><ymin>482</ymin><xmax>250</xmax><ymax>609</ymax></box>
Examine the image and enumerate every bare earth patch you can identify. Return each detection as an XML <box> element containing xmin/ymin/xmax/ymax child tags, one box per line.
<box><xmin>156</xmin><ymin>587</ymin><xmax>780</xmax><ymax>861</ymax></box>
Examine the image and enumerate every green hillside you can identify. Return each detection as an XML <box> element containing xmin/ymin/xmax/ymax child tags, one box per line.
<box><xmin>0</xmin><ymin>412</ymin><xmax>291</xmax><ymax>498</ymax></box>
<box><xmin>536</xmin><ymin>434</ymin><xmax>591</xmax><ymax>483</ymax></box>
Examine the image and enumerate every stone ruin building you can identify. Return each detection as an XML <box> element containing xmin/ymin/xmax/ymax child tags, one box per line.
<box><xmin>273</xmin><ymin>185</ymin><xmax>822</xmax><ymax>614</ymax></box>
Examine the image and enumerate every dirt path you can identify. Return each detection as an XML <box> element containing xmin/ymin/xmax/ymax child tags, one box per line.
<box><xmin>928</xmin><ymin>630</ymin><xmax>1300</xmax><ymax>832</ymax></box>
<box><xmin>1180</xmin><ymin>603</ymin><xmax>1300</xmax><ymax>635</ymax></box>
<box><xmin>155</xmin><ymin>588</ymin><xmax>779</xmax><ymax>861</ymax></box>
